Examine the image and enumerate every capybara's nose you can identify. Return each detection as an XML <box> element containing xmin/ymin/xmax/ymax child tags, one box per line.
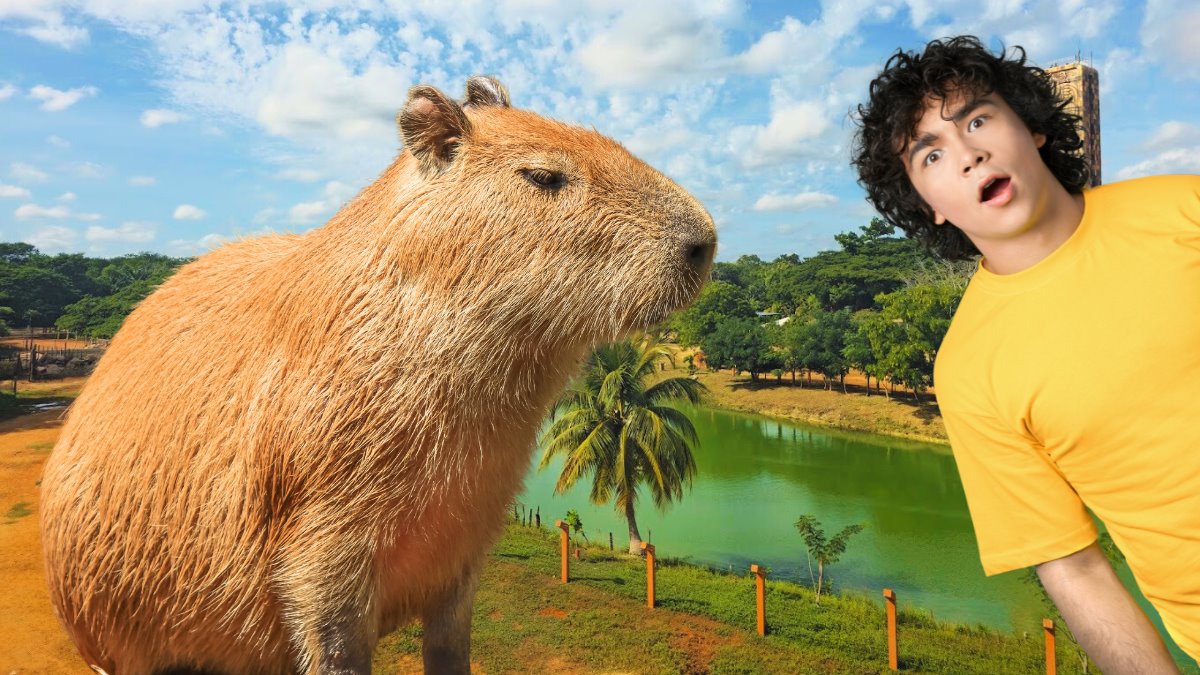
<box><xmin>688</xmin><ymin>241</ymin><xmax>715</xmax><ymax>269</ymax></box>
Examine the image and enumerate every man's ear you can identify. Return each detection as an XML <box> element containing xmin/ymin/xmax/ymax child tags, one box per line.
<box><xmin>398</xmin><ymin>85</ymin><xmax>471</xmax><ymax>175</ymax></box>
<box><xmin>1033</xmin><ymin>132</ymin><xmax>1047</xmax><ymax>149</ymax></box>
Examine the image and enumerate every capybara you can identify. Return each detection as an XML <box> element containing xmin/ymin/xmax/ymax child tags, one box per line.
<box><xmin>40</xmin><ymin>76</ymin><xmax>716</xmax><ymax>674</ymax></box>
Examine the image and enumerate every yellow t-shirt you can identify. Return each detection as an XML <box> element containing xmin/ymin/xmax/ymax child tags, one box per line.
<box><xmin>934</xmin><ymin>174</ymin><xmax>1200</xmax><ymax>659</ymax></box>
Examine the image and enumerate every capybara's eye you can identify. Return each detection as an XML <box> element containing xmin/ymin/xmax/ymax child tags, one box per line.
<box><xmin>521</xmin><ymin>168</ymin><xmax>567</xmax><ymax>191</ymax></box>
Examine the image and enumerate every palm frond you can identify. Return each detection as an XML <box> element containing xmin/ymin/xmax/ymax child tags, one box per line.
<box><xmin>645</xmin><ymin>376</ymin><xmax>708</xmax><ymax>405</ymax></box>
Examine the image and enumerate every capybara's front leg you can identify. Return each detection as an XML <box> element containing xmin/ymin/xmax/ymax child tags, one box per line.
<box><xmin>310</xmin><ymin>613</ymin><xmax>372</xmax><ymax>675</ymax></box>
<box><xmin>421</xmin><ymin>563</ymin><xmax>483</xmax><ymax>674</ymax></box>
<box><xmin>277</xmin><ymin>543</ymin><xmax>375</xmax><ymax>675</ymax></box>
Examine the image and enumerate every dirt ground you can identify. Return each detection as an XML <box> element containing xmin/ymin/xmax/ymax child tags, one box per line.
<box><xmin>0</xmin><ymin>338</ymin><xmax>97</xmax><ymax>351</ymax></box>
<box><xmin>0</xmin><ymin>408</ymin><xmax>86</xmax><ymax>673</ymax></box>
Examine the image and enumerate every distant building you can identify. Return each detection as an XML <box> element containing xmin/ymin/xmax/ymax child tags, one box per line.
<box><xmin>1047</xmin><ymin>61</ymin><xmax>1102</xmax><ymax>187</ymax></box>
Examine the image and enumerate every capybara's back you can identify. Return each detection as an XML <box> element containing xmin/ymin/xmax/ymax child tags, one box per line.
<box><xmin>41</xmin><ymin>77</ymin><xmax>715</xmax><ymax>674</ymax></box>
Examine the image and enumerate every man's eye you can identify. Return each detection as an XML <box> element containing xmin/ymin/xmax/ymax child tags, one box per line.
<box><xmin>521</xmin><ymin>168</ymin><xmax>567</xmax><ymax>190</ymax></box>
<box><xmin>968</xmin><ymin>116</ymin><xmax>987</xmax><ymax>131</ymax></box>
<box><xmin>923</xmin><ymin>150</ymin><xmax>941</xmax><ymax>167</ymax></box>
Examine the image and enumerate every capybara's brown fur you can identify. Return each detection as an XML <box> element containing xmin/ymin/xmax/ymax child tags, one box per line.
<box><xmin>39</xmin><ymin>77</ymin><xmax>715</xmax><ymax>674</ymax></box>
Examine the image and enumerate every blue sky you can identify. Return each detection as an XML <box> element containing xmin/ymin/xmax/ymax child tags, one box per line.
<box><xmin>1</xmin><ymin>0</ymin><xmax>1198</xmax><ymax>261</ymax></box>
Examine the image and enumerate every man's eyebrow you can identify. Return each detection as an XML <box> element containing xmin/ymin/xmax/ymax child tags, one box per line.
<box><xmin>905</xmin><ymin>98</ymin><xmax>995</xmax><ymax>167</ymax></box>
<box><xmin>907</xmin><ymin>132</ymin><xmax>938</xmax><ymax>167</ymax></box>
<box><xmin>950</xmin><ymin>97</ymin><xmax>993</xmax><ymax>124</ymax></box>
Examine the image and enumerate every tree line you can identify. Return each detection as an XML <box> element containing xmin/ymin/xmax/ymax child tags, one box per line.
<box><xmin>0</xmin><ymin>242</ymin><xmax>189</xmax><ymax>338</ymax></box>
<box><xmin>670</xmin><ymin>219</ymin><xmax>973</xmax><ymax>398</ymax></box>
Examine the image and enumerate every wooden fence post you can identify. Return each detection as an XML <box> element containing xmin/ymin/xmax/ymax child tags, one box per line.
<box><xmin>1043</xmin><ymin>618</ymin><xmax>1056</xmax><ymax>675</ymax></box>
<box><xmin>556</xmin><ymin>520</ymin><xmax>569</xmax><ymax>583</ymax></box>
<box><xmin>641</xmin><ymin>542</ymin><xmax>656</xmax><ymax>608</ymax></box>
<box><xmin>751</xmin><ymin>564</ymin><xmax>766</xmax><ymax>636</ymax></box>
<box><xmin>884</xmin><ymin>588</ymin><xmax>898</xmax><ymax>670</ymax></box>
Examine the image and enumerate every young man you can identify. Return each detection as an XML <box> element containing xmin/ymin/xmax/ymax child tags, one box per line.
<box><xmin>852</xmin><ymin>36</ymin><xmax>1200</xmax><ymax>674</ymax></box>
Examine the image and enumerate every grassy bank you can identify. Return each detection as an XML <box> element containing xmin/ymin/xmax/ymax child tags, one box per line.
<box><xmin>672</xmin><ymin>367</ymin><xmax>948</xmax><ymax>445</ymax></box>
<box><xmin>374</xmin><ymin>522</ymin><xmax>1086</xmax><ymax>674</ymax></box>
<box><xmin>0</xmin><ymin>377</ymin><xmax>86</xmax><ymax>422</ymax></box>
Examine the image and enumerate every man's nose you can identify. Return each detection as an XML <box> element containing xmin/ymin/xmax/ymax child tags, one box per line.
<box><xmin>962</xmin><ymin>149</ymin><xmax>988</xmax><ymax>175</ymax></box>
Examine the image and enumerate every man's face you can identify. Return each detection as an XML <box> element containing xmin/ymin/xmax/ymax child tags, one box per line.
<box><xmin>902</xmin><ymin>92</ymin><xmax>1054</xmax><ymax>247</ymax></box>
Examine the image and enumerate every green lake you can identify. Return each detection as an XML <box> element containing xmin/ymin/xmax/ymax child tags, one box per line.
<box><xmin>519</xmin><ymin>403</ymin><xmax>1192</xmax><ymax>665</ymax></box>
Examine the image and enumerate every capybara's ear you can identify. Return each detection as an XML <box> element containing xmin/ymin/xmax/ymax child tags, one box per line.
<box><xmin>463</xmin><ymin>76</ymin><xmax>510</xmax><ymax>109</ymax></box>
<box><xmin>398</xmin><ymin>85</ymin><xmax>472</xmax><ymax>175</ymax></box>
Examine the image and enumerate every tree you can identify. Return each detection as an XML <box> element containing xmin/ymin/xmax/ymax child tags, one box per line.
<box><xmin>794</xmin><ymin>515</ymin><xmax>865</xmax><ymax>604</ymax></box>
<box><xmin>669</xmin><ymin>280</ymin><xmax>754</xmax><ymax>346</ymax></box>
<box><xmin>701</xmin><ymin>316</ymin><xmax>777</xmax><ymax>380</ymax></box>
<box><xmin>872</xmin><ymin>274</ymin><xmax>964</xmax><ymax>398</ymax></box>
<box><xmin>540</xmin><ymin>335</ymin><xmax>707</xmax><ymax>555</ymax></box>
<box><xmin>564</xmin><ymin>508</ymin><xmax>588</xmax><ymax>544</ymax></box>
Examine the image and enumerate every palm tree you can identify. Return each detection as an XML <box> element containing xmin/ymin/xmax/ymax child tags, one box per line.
<box><xmin>539</xmin><ymin>335</ymin><xmax>706</xmax><ymax>555</ymax></box>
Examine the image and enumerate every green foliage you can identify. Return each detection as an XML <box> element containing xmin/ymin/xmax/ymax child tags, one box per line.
<box><xmin>4</xmin><ymin>501</ymin><xmax>32</xmax><ymax>521</ymax></box>
<box><xmin>794</xmin><ymin>514</ymin><xmax>866</xmax><ymax>604</ymax></box>
<box><xmin>670</xmin><ymin>280</ymin><xmax>754</xmax><ymax>346</ymax></box>
<box><xmin>440</xmin><ymin>523</ymin><xmax>1103</xmax><ymax>675</ymax></box>
<box><xmin>870</xmin><ymin>271</ymin><xmax>964</xmax><ymax>397</ymax></box>
<box><xmin>701</xmin><ymin>317</ymin><xmax>779</xmax><ymax>380</ymax></box>
<box><xmin>0</xmin><ymin>242</ymin><xmax>188</xmax><ymax>336</ymax></box>
<box><xmin>55</xmin><ymin>278</ymin><xmax>161</xmax><ymax>338</ymax></box>
<box><xmin>564</xmin><ymin>508</ymin><xmax>587</xmax><ymax>543</ymax></box>
<box><xmin>540</xmin><ymin>335</ymin><xmax>707</xmax><ymax>554</ymax></box>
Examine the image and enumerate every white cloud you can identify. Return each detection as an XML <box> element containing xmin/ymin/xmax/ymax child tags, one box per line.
<box><xmin>0</xmin><ymin>84</ymin><xmax>15</xmax><ymax>101</ymax></box>
<box><xmin>22</xmin><ymin>20</ymin><xmax>89</xmax><ymax>49</ymax></box>
<box><xmin>56</xmin><ymin>191</ymin><xmax>76</xmax><ymax>202</ymax></box>
<box><xmin>287</xmin><ymin>200</ymin><xmax>330</xmax><ymax>225</ymax></box>
<box><xmin>26</xmin><ymin>225</ymin><xmax>78</xmax><ymax>252</ymax></box>
<box><xmin>256</xmin><ymin>43</ymin><xmax>411</xmax><ymax>142</ymax></box>
<box><xmin>129</xmin><ymin>175</ymin><xmax>156</xmax><ymax>186</ymax></box>
<box><xmin>140</xmin><ymin>108</ymin><xmax>188</xmax><ymax>127</ymax></box>
<box><xmin>275</xmin><ymin>168</ymin><xmax>321</xmax><ymax>182</ymax></box>
<box><xmin>576</xmin><ymin>6</ymin><xmax>730</xmax><ymax>88</ymax></box>
<box><xmin>0</xmin><ymin>184</ymin><xmax>31</xmax><ymax>199</ymax></box>
<box><xmin>286</xmin><ymin>180</ymin><xmax>356</xmax><ymax>225</ymax></box>
<box><xmin>753</xmin><ymin>191</ymin><xmax>839</xmax><ymax>212</ymax></box>
<box><xmin>47</xmin><ymin>134</ymin><xmax>70</xmax><ymax>148</ymax></box>
<box><xmin>731</xmin><ymin>101</ymin><xmax>832</xmax><ymax>168</ymax></box>
<box><xmin>1116</xmin><ymin>148</ymin><xmax>1200</xmax><ymax>181</ymax></box>
<box><xmin>173</xmin><ymin>204</ymin><xmax>207</xmax><ymax>220</ymax></box>
<box><xmin>87</xmin><ymin>221</ymin><xmax>155</xmax><ymax>243</ymax></box>
<box><xmin>906</xmin><ymin>0</ymin><xmax>1119</xmax><ymax>63</ymax></box>
<box><xmin>1141</xmin><ymin>0</ymin><xmax>1200</xmax><ymax>79</ymax></box>
<box><xmin>71</xmin><ymin>161</ymin><xmax>108</xmax><ymax>178</ymax></box>
<box><xmin>11</xmin><ymin>162</ymin><xmax>49</xmax><ymax>183</ymax></box>
<box><xmin>1141</xmin><ymin>121</ymin><xmax>1200</xmax><ymax>154</ymax></box>
<box><xmin>29</xmin><ymin>84</ymin><xmax>98</xmax><ymax>111</ymax></box>
<box><xmin>167</xmin><ymin>232</ymin><xmax>230</xmax><ymax>255</ymax></box>
<box><xmin>15</xmin><ymin>203</ymin><xmax>71</xmax><ymax>219</ymax></box>
<box><xmin>75</xmin><ymin>212</ymin><xmax>102</xmax><ymax>221</ymax></box>
<box><xmin>253</xmin><ymin>207</ymin><xmax>279</xmax><ymax>224</ymax></box>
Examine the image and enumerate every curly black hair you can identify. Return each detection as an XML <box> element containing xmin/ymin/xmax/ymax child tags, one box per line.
<box><xmin>851</xmin><ymin>36</ymin><xmax>1089</xmax><ymax>260</ymax></box>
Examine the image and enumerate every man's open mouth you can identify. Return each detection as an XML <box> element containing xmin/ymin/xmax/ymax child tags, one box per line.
<box><xmin>979</xmin><ymin>176</ymin><xmax>1012</xmax><ymax>204</ymax></box>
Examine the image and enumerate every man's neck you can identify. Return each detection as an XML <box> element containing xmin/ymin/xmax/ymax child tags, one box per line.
<box><xmin>977</xmin><ymin>189</ymin><xmax>1086</xmax><ymax>275</ymax></box>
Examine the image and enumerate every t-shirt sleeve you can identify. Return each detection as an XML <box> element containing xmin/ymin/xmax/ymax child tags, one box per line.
<box><xmin>942</xmin><ymin>407</ymin><xmax>1097</xmax><ymax>576</ymax></box>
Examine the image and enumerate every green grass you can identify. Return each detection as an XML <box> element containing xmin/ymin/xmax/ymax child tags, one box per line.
<box><xmin>370</xmin><ymin>521</ymin><xmax>1181</xmax><ymax>674</ymax></box>
<box><xmin>4</xmin><ymin>501</ymin><xmax>32</xmax><ymax>521</ymax></box>
<box><xmin>25</xmin><ymin>441</ymin><xmax>54</xmax><ymax>453</ymax></box>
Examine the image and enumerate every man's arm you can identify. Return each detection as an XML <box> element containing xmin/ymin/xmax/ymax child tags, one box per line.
<box><xmin>1037</xmin><ymin>542</ymin><xmax>1179</xmax><ymax>674</ymax></box>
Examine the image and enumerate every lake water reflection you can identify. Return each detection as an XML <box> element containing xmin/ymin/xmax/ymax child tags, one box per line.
<box><xmin>521</xmin><ymin>403</ymin><xmax>1192</xmax><ymax>666</ymax></box>
<box><xmin>522</xmin><ymin>403</ymin><xmax>1044</xmax><ymax>632</ymax></box>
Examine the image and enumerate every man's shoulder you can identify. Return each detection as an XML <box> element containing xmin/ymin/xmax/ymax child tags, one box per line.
<box><xmin>1087</xmin><ymin>174</ymin><xmax>1200</xmax><ymax>204</ymax></box>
